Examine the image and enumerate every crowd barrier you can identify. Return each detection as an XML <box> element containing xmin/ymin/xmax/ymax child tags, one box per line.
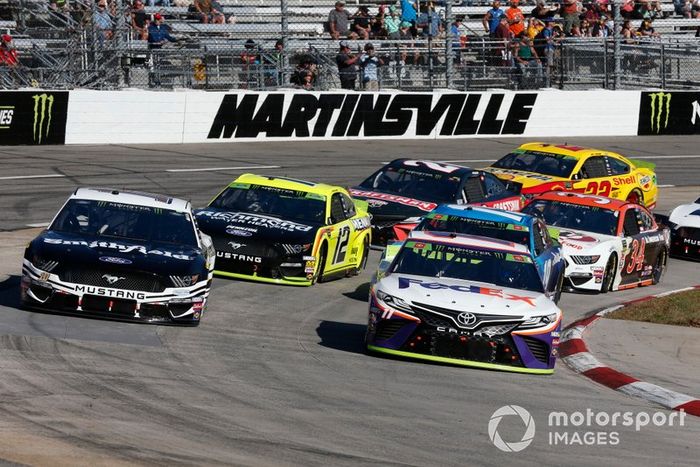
<box><xmin>0</xmin><ymin>89</ymin><xmax>698</xmax><ymax>145</ymax></box>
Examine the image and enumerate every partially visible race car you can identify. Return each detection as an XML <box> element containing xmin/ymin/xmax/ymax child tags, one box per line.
<box><xmin>380</xmin><ymin>205</ymin><xmax>566</xmax><ymax>302</ymax></box>
<box><xmin>522</xmin><ymin>192</ymin><xmax>669</xmax><ymax>292</ymax></box>
<box><xmin>655</xmin><ymin>197</ymin><xmax>700</xmax><ymax>261</ymax></box>
<box><xmin>21</xmin><ymin>188</ymin><xmax>215</xmax><ymax>324</ymax></box>
<box><xmin>195</xmin><ymin>174</ymin><xmax>371</xmax><ymax>286</ymax></box>
<box><xmin>349</xmin><ymin>159</ymin><xmax>523</xmax><ymax>245</ymax></box>
<box><xmin>366</xmin><ymin>231</ymin><xmax>562</xmax><ymax>374</ymax></box>
<box><xmin>483</xmin><ymin>143</ymin><xmax>658</xmax><ymax>208</ymax></box>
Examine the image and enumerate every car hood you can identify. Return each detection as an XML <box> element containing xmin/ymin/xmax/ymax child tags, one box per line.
<box><xmin>348</xmin><ymin>187</ymin><xmax>439</xmax><ymax>221</ymax></box>
<box><xmin>195</xmin><ymin>208</ymin><xmax>321</xmax><ymax>244</ymax></box>
<box><xmin>669</xmin><ymin>203</ymin><xmax>700</xmax><ymax>229</ymax></box>
<box><xmin>30</xmin><ymin>230</ymin><xmax>204</xmax><ymax>276</ymax></box>
<box><xmin>377</xmin><ymin>273</ymin><xmax>556</xmax><ymax>318</ymax></box>
<box><xmin>551</xmin><ymin>227</ymin><xmax>616</xmax><ymax>254</ymax></box>
<box><xmin>484</xmin><ymin>167</ymin><xmax>568</xmax><ymax>189</ymax></box>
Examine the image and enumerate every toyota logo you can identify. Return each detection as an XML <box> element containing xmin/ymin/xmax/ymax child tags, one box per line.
<box><xmin>457</xmin><ymin>312</ymin><xmax>477</xmax><ymax>326</ymax></box>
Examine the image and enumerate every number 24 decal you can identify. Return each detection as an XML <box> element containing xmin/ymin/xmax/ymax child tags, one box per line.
<box><xmin>333</xmin><ymin>226</ymin><xmax>351</xmax><ymax>265</ymax></box>
<box><xmin>626</xmin><ymin>238</ymin><xmax>646</xmax><ymax>274</ymax></box>
<box><xmin>584</xmin><ymin>180</ymin><xmax>612</xmax><ymax>197</ymax></box>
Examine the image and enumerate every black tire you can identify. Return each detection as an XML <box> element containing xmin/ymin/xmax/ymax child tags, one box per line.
<box><xmin>553</xmin><ymin>272</ymin><xmax>564</xmax><ymax>304</ymax></box>
<box><xmin>652</xmin><ymin>249</ymin><xmax>667</xmax><ymax>285</ymax></box>
<box><xmin>626</xmin><ymin>189</ymin><xmax>644</xmax><ymax>206</ymax></box>
<box><xmin>601</xmin><ymin>254</ymin><xmax>617</xmax><ymax>293</ymax></box>
<box><xmin>313</xmin><ymin>244</ymin><xmax>328</xmax><ymax>284</ymax></box>
<box><xmin>352</xmin><ymin>237</ymin><xmax>370</xmax><ymax>276</ymax></box>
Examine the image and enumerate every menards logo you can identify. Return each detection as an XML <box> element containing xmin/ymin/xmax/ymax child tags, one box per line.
<box><xmin>32</xmin><ymin>93</ymin><xmax>54</xmax><ymax>144</ymax></box>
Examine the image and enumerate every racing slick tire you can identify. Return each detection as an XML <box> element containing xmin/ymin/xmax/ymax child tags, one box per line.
<box><xmin>313</xmin><ymin>244</ymin><xmax>328</xmax><ymax>284</ymax></box>
<box><xmin>352</xmin><ymin>237</ymin><xmax>370</xmax><ymax>276</ymax></box>
<box><xmin>652</xmin><ymin>249</ymin><xmax>667</xmax><ymax>285</ymax></box>
<box><xmin>553</xmin><ymin>272</ymin><xmax>564</xmax><ymax>304</ymax></box>
<box><xmin>601</xmin><ymin>254</ymin><xmax>617</xmax><ymax>293</ymax></box>
<box><xmin>626</xmin><ymin>189</ymin><xmax>644</xmax><ymax>206</ymax></box>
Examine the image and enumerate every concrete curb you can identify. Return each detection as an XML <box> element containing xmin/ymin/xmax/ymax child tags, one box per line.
<box><xmin>560</xmin><ymin>285</ymin><xmax>700</xmax><ymax>417</ymax></box>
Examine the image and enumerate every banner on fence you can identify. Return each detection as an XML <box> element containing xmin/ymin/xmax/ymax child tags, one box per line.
<box><xmin>638</xmin><ymin>91</ymin><xmax>700</xmax><ymax>135</ymax></box>
<box><xmin>0</xmin><ymin>91</ymin><xmax>69</xmax><ymax>145</ymax></box>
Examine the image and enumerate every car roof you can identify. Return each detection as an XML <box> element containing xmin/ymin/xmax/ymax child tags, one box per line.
<box><xmin>408</xmin><ymin>230</ymin><xmax>531</xmax><ymax>255</ymax></box>
<box><xmin>517</xmin><ymin>143</ymin><xmax>626</xmax><ymax>160</ymax></box>
<box><xmin>232</xmin><ymin>173</ymin><xmax>337</xmax><ymax>196</ymax></box>
<box><xmin>431</xmin><ymin>204</ymin><xmax>533</xmax><ymax>227</ymax></box>
<box><xmin>388</xmin><ymin>158</ymin><xmax>475</xmax><ymax>176</ymax></box>
<box><xmin>533</xmin><ymin>191</ymin><xmax>630</xmax><ymax>211</ymax></box>
<box><xmin>72</xmin><ymin>187</ymin><xmax>190</xmax><ymax>213</ymax></box>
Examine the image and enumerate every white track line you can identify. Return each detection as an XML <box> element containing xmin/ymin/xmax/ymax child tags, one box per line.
<box><xmin>658</xmin><ymin>184</ymin><xmax>675</xmax><ymax>188</ymax></box>
<box><xmin>380</xmin><ymin>159</ymin><xmax>496</xmax><ymax>164</ymax></box>
<box><xmin>636</xmin><ymin>155</ymin><xmax>700</xmax><ymax>159</ymax></box>
<box><xmin>0</xmin><ymin>174</ymin><xmax>65</xmax><ymax>180</ymax></box>
<box><xmin>26</xmin><ymin>222</ymin><xmax>50</xmax><ymax>228</ymax></box>
<box><xmin>166</xmin><ymin>165</ymin><xmax>281</xmax><ymax>173</ymax></box>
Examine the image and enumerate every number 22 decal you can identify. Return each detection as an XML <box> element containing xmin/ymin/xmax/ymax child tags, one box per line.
<box><xmin>584</xmin><ymin>180</ymin><xmax>612</xmax><ymax>197</ymax></box>
<box><xmin>333</xmin><ymin>226</ymin><xmax>351</xmax><ymax>265</ymax></box>
<box><xmin>626</xmin><ymin>238</ymin><xmax>646</xmax><ymax>274</ymax></box>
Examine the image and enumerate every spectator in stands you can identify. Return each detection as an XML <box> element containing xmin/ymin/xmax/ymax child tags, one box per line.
<box><xmin>359</xmin><ymin>43</ymin><xmax>383</xmax><ymax>90</ymax></box>
<box><xmin>370</xmin><ymin>10</ymin><xmax>386</xmax><ymax>39</ymax></box>
<box><xmin>620</xmin><ymin>0</ymin><xmax>635</xmax><ymax>19</ymax></box>
<box><xmin>531</xmin><ymin>1</ymin><xmax>559</xmax><ymax>20</ymax></box>
<box><xmin>637</xmin><ymin>18</ymin><xmax>660</xmax><ymax>37</ymax></box>
<box><xmin>353</xmin><ymin>6</ymin><xmax>372</xmax><ymax>40</ymax></box>
<box><xmin>591</xmin><ymin>15</ymin><xmax>610</xmax><ymax>36</ymax></box>
<box><xmin>526</xmin><ymin>17</ymin><xmax>544</xmax><ymax>39</ymax></box>
<box><xmin>693</xmin><ymin>0</ymin><xmax>700</xmax><ymax>18</ymax></box>
<box><xmin>513</xmin><ymin>35</ymin><xmax>542</xmax><ymax>85</ymax></box>
<box><xmin>385</xmin><ymin>6</ymin><xmax>401</xmax><ymax>40</ymax></box>
<box><xmin>560</xmin><ymin>0</ymin><xmax>581</xmax><ymax>35</ymax></box>
<box><xmin>336</xmin><ymin>40</ymin><xmax>359</xmax><ymax>89</ymax></box>
<box><xmin>417</xmin><ymin>2</ymin><xmax>441</xmax><ymax>38</ymax></box>
<box><xmin>0</xmin><ymin>35</ymin><xmax>18</xmax><ymax>67</ymax></box>
<box><xmin>131</xmin><ymin>0</ymin><xmax>149</xmax><ymax>41</ymax></box>
<box><xmin>328</xmin><ymin>1</ymin><xmax>355</xmax><ymax>40</ymax></box>
<box><xmin>148</xmin><ymin>13</ymin><xmax>178</xmax><ymax>48</ymax></box>
<box><xmin>49</xmin><ymin>0</ymin><xmax>71</xmax><ymax>14</ymax></box>
<box><xmin>494</xmin><ymin>16</ymin><xmax>513</xmax><ymax>65</ymax></box>
<box><xmin>195</xmin><ymin>0</ymin><xmax>224</xmax><ymax>25</ymax></box>
<box><xmin>533</xmin><ymin>18</ymin><xmax>555</xmax><ymax>66</ymax></box>
<box><xmin>147</xmin><ymin>0</ymin><xmax>171</xmax><ymax>7</ymax></box>
<box><xmin>483</xmin><ymin>1</ymin><xmax>505</xmax><ymax>37</ymax></box>
<box><xmin>400</xmin><ymin>0</ymin><xmax>418</xmax><ymax>26</ymax></box>
<box><xmin>505</xmin><ymin>0</ymin><xmax>525</xmax><ymax>37</ymax></box>
<box><xmin>451</xmin><ymin>15</ymin><xmax>469</xmax><ymax>54</ymax></box>
<box><xmin>93</xmin><ymin>1</ymin><xmax>114</xmax><ymax>43</ymax></box>
<box><xmin>621</xmin><ymin>20</ymin><xmax>635</xmax><ymax>41</ymax></box>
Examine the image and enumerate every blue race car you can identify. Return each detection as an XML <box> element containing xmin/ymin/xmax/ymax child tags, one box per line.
<box><xmin>378</xmin><ymin>205</ymin><xmax>566</xmax><ymax>303</ymax></box>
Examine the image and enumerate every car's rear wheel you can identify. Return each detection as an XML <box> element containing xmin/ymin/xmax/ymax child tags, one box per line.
<box><xmin>652</xmin><ymin>249</ymin><xmax>667</xmax><ymax>285</ymax></box>
<box><xmin>626</xmin><ymin>189</ymin><xmax>644</xmax><ymax>206</ymax></box>
<box><xmin>553</xmin><ymin>272</ymin><xmax>564</xmax><ymax>304</ymax></box>
<box><xmin>601</xmin><ymin>254</ymin><xmax>617</xmax><ymax>293</ymax></box>
<box><xmin>352</xmin><ymin>237</ymin><xmax>370</xmax><ymax>276</ymax></box>
<box><xmin>312</xmin><ymin>244</ymin><xmax>328</xmax><ymax>284</ymax></box>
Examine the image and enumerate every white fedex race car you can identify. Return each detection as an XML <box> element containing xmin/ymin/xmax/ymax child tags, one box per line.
<box><xmin>366</xmin><ymin>231</ymin><xmax>562</xmax><ymax>374</ymax></box>
<box><xmin>522</xmin><ymin>192</ymin><xmax>669</xmax><ymax>293</ymax></box>
<box><xmin>21</xmin><ymin>188</ymin><xmax>215</xmax><ymax>324</ymax></box>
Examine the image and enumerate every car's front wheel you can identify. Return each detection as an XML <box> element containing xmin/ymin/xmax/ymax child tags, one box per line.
<box><xmin>626</xmin><ymin>188</ymin><xmax>644</xmax><ymax>206</ymax></box>
<box><xmin>313</xmin><ymin>244</ymin><xmax>328</xmax><ymax>284</ymax></box>
<box><xmin>601</xmin><ymin>254</ymin><xmax>617</xmax><ymax>293</ymax></box>
<box><xmin>652</xmin><ymin>249</ymin><xmax>667</xmax><ymax>285</ymax></box>
<box><xmin>352</xmin><ymin>236</ymin><xmax>370</xmax><ymax>276</ymax></box>
<box><xmin>553</xmin><ymin>272</ymin><xmax>564</xmax><ymax>304</ymax></box>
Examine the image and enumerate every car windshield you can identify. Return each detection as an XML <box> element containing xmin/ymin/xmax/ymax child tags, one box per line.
<box><xmin>209</xmin><ymin>183</ymin><xmax>325</xmax><ymax>224</ymax></box>
<box><xmin>359</xmin><ymin>164</ymin><xmax>461</xmax><ymax>203</ymax></box>
<box><xmin>492</xmin><ymin>151</ymin><xmax>578</xmax><ymax>178</ymax></box>
<box><xmin>50</xmin><ymin>199</ymin><xmax>198</xmax><ymax>246</ymax></box>
<box><xmin>416</xmin><ymin>213</ymin><xmax>530</xmax><ymax>247</ymax></box>
<box><xmin>391</xmin><ymin>239</ymin><xmax>544</xmax><ymax>293</ymax></box>
<box><xmin>522</xmin><ymin>199</ymin><xmax>618</xmax><ymax>236</ymax></box>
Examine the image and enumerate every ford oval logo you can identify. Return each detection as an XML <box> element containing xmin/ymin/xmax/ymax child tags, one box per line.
<box><xmin>99</xmin><ymin>256</ymin><xmax>132</xmax><ymax>265</ymax></box>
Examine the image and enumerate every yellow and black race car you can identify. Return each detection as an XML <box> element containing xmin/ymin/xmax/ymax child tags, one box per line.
<box><xmin>195</xmin><ymin>174</ymin><xmax>372</xmax><ymax>286</ymax></box>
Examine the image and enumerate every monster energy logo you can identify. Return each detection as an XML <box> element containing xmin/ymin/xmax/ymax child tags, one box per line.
<box><xmin>649</xmin><ymin>92</ymin><xmax>671</xmax><ymax>133</ymax></box>
<box><xmin>32</xmin><ymin>93</ymin><xmax>54</xmax><ymax>144</ymax></box>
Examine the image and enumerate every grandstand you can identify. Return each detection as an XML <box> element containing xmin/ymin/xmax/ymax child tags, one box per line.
<box><xmin>1</xmin><ymin>0</ymin><xmax>699</xmax><ymax>90</ymax></box>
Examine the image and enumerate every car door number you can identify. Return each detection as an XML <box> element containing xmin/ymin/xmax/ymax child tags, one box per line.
<box><xmin>332</xmin><ymin>226</ymin><xmax>351</xmax><ymax>265</ymax></box>
<box><xmin>626</xmin><ymin>238</ymin><xmax>646</xmax><ymax>274</ymax></box>
<box><xmin>584</xmin><ymin>180</ymin><xmax>612</xmax><ymax>197</ymax></box>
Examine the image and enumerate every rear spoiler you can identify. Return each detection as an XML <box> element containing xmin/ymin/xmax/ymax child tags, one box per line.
<box><xmin>629</xmin><ymin>158</ymin><xmax>656</xmax><ymax>171</ymax></box>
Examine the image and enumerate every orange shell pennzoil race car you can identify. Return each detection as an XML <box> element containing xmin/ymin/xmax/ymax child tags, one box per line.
<box><xmin>482</xmin><ymin>143</ymin><xmax>658</xmax><ymax>209</ymax></box>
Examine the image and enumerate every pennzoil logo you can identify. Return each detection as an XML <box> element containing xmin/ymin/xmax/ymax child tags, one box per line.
<box><xmin>32</xmin><ymin>93</ymin><xmax>54</xmax><ymax>144</ymax></box>
<box><xmin>649</xmin><ymin>92</ymin><xmax>671</xmax><ymax>134</ymax></box>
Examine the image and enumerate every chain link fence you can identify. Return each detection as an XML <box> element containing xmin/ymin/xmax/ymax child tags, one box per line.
<box><xmin>2</xmin><ymin>0</ymin><xmax>700</xmax><ymax>91</ymax></box>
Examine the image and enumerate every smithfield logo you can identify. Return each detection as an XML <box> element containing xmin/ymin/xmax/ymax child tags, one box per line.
<box><xmin>32</xmin><ymin>93</ymin><xmax>55</xmax><ymax>144</ymax></box>
<box><xmin>101</xmin><ymin>274</ymin><xmax>125</xmax><ymax>285</ymax></box>
<box><xmin>99</xmin><ymin>256</ymin><xmax>132</xmax><ymax>265</ymax></box>
<box><xmin>649</xmin><ymin>92</ymin><xmax>671</xmax><ymax>134</ymax></box>
<box><xmin>456</xmin><ymin>312</ymin><xmax>477</xmax><ymax>327</ymax></box>
<box><xmin>488</xmin><ymin>405</ymin><xmax>536</xmax><ymax>453</ymax></box>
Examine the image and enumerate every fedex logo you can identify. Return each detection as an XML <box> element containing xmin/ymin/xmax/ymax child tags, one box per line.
<box><xmin>397</xmin><ymin>277</ymin><xmax>535</xmax><ymax>306</ymax></box>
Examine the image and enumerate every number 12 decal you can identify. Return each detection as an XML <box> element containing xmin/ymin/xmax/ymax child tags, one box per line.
<box><xmin>333</xmin><ymin>226</ymin><xmax>351</xmax><ymax>265</ymax></box>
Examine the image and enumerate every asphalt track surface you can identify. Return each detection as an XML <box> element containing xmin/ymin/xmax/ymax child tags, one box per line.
<box><xmin>0</xmin><ymin>137</ymin><xmax>698</xmax><ymax>466</ymax></box>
